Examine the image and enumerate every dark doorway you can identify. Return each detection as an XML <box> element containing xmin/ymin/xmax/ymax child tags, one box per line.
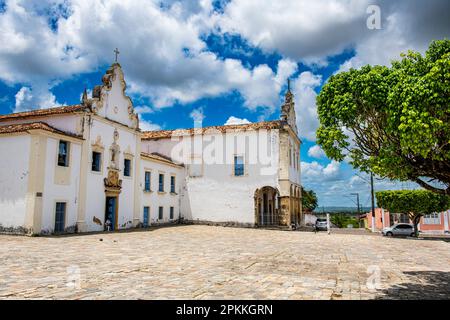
<box><xmin>255</xmin><ymin>186</ymin><xmax>280</xmax><ymax>226</ymax></box>
<box><xmin>54</xmin><ymin>202</ymin><xmax>66</xmax><ymax>233</ymax></box>
<box><xmin>105</xmin><ymin>196</ymin><xmax>117</xmax><ymax>231</ymax></box>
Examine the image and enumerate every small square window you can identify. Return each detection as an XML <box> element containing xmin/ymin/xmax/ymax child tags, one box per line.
<box><xmin>58</xmin><ymin>141</ymin><xmax>69</xmax><ymax>167</ymax></box>
<box><xmin>92</xmin><ymin>151</ymin><xmax>101</xmax><ymax>172</ymax></box>
<box><xmin>124</xmin><ymin>159</ymin><xmax>131</xmax><ymax>177</ymax></box>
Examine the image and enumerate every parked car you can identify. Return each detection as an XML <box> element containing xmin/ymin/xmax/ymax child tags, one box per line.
<box><xmin>382</xmin><ymin>223</ymin><xmax>415</xmax><ymax>237</ymax></box>
<box><xmin>315</xmin><ymin>218</ymin><xmax>328</xmax><ymax>231</ymax></box>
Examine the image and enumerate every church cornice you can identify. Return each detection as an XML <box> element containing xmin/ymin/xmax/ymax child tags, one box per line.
<box><xmin>142</xmin><ymin>120</ymin><xmax>284</xmax><ymax>140</ymax></box>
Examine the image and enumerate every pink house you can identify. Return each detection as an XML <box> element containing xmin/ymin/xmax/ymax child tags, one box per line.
<box><xmin>366</xmin><ymin>208</ymin><xmax>450</xmax><ymax>234</ymax></box>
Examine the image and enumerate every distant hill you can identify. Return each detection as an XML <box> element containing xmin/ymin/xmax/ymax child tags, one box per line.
<box><xmin>313</xmin><ymin>206</ymin><xmax>371</xmax><ymax>214</ymax></box>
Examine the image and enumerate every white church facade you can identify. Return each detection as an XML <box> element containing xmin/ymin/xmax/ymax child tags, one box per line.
<box><xmin>0</xmin><ymin>63</ymin><xmax>302</xmax><ymax>235</ymax></box>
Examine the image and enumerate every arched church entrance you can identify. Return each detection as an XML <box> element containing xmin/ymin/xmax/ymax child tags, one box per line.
<box><xmin>254</xmin><ymin>187</ymin><xmax>280</xmax><ymax>226</ymax></box>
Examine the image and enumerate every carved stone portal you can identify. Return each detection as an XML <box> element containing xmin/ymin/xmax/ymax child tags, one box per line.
<box><xmin>104</xmin><ymin>169</ymin><xmax>122</xmax><ymax>194</ymax></box>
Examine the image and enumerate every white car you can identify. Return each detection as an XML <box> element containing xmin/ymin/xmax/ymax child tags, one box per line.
<box><xmin>315</xmin><ymin>218</ymin><xmax>328</xmax><ymax>231</ymax></box>
<box><xmin>382</xmin><ymin>223</ymin><xmax>415</xmax><ymax>237</ymax></box>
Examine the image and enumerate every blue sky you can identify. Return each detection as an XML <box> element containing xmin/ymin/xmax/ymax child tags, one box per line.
<box><xmin>0</xmin><ymin>0</ymin><xmax>448</xmax><ymax>207</ymax></box>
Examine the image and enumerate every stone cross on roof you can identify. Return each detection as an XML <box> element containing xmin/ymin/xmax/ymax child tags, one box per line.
<box><xmin>114</xmin><ymin>48</ymin><xmax>120</xmax><ymax>63</ymax></box>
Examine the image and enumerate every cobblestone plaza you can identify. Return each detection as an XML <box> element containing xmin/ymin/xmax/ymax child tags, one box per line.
<box><xmin>1</xmin><ymin>225</ymin><xmax>449</xmax><ymax>300</ymax></box>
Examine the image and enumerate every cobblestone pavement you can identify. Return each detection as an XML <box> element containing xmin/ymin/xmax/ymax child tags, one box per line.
<box><xmin>0</xmin><ymin>225</ymin><xmax>449</xmax><ymax>300</ymax></box>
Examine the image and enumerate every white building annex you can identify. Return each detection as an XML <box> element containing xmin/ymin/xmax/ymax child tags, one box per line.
<box><xmin>0</xmin><ymin>63</ymin><xmax>302</xmax><ymax>235</ymax></box>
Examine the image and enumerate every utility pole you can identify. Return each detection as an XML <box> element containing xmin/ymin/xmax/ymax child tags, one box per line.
<box><xmin>350</xmin><ymin>193</ymin><xmax>360</xmax><ymax>214</ymax></box>
<box><xmin>370</xmin><ymin>172</ymin><xmax>376</xmax><ymax>233</ymax></box>
<box><xmin>350</xmin><ymin>192</ymin><xmax>360</xmax><ymax>228</ymax></box>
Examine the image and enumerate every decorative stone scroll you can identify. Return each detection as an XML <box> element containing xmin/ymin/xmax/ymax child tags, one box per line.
<box><xmin>104</xmin><ymin>169</ymin><xmax>122</xmax><ymax>194</ymax></box>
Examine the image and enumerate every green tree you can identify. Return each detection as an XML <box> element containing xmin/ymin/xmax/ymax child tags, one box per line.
<box><xmin>301</xmin><ymin>187</ymin><xmax>318</xmax><ymax>212</ymax></box>
<box><xmin>316</xmin><ymin>39</ymin><xmax>450</xmax><ymax>195</ymax></box>
<box><xmin>330</xmin><ymin>213</ymin><xmax>360</xmax><ymax>229</ymax></box>
<box><xmin>376</xmin><ymin>190</ymin><xmax>450</xmax><ymax>236</ymax></box>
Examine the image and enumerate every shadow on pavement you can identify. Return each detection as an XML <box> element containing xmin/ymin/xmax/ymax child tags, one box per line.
<box><xmin>375</xmin><ymin>271</ymin><xmax>450</xmax><ymax>300</ymax></box>
<box><xmin>415</xmin><ymin>235</ymin><xmax>450</xmax><ymax>243</ymax></box>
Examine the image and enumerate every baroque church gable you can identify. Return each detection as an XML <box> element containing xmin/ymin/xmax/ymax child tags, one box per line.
<box><xmin>83</xmin><ymin>63</ymin><xmax>139</xmax><ymax>130</ymax></box>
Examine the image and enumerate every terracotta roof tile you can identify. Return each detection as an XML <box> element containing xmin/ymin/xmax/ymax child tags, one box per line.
<box><xmin>0</xmin><ymin>105</ymin><xmax>87</xmax><ymax>122</ymax></box>
<box><xmin>0</xmin><ymin>122</ymin><xmax>83</xmax><ymax>139</ymax></box>
<box><xmin>142</xmin><ymin>120</ymin><xmax>283</xmax><ymax>140</ymax></box>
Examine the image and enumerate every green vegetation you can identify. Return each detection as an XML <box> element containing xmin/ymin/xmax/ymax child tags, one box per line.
<box><xmin>376</xmin><ymin>190</ymin><xmax>450</xmax><ymax>236</ymax></box>
<box><xmin>329</xmin><ymin>213</ymin><xmax>360</xmax><ymax>228</ymax></box>
<box><xmin>316</xmin><ymin>39</ymin><xmax>450</xmax><ymax>195</ymax></box>
<box><xmin>302</xmin><ymin>187</ymin><xmax>318</xmax><ymax>212</ymax></box>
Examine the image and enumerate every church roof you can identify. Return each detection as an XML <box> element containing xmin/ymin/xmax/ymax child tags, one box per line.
<box><xmin>0</xmin><ymin>121</ymin><xmax>83</xmax><ymax>139</ymax></box>
<box><xmin>0</xmin><ymin>105</ymin><xmax>88</xmax><ymax>122</ymax></box>
<box><xmin>141</xmin><ymin>120</ymin><xmax>283</xmax><ymax>140</ymax></box>
<box><xmin>141</xmin><ymin>152</ymin><xmax>183</xmax><ymax>167</ymax></box>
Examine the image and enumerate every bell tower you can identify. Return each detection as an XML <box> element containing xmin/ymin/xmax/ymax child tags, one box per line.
<box><xmin>280</xmin><ymin>79</ymin><xmax>298</xmax><ymax>133</ymax></box>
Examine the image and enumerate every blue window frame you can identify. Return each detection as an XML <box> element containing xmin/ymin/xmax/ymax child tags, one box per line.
<box><xmin>159</xmin><ymin>174</ymin><xmax>164</xmax><ymax>192</ymax></box>
<box><xmin>144</xmin><ymin>171</ymin><xmax>151</xmax><ymax>191</ymax></box>
<box><xmin>170</xmin><ymin>206</ymin><xmax>174</xmax><ymax>220</ymax></box>
<box><xmin>234</xmin><ymin>156</ymin><xmax>244</xmax><ymax>176</ymax></box>
<box><xmin>92</xmin><ymin>151</ymin><xmax>101</xmax><ymax>172</ymax></box>
<box><xmin>170</xmin><ymin>176</ymin><xmax>175</xmax><ymax>193</ymax></box>
<box><xmin>58</xmin><ymin>141</ymin><xmax>69</xmax><ymax>167</ymax></box>
<box><xmin>143</xmin><ymin>206</ymin><xmax>149</xmax><ymax>227</ymax></box>
<box><xmin>54</xmin><ymin>202</ymin><xmax>66</xmax><ymax>233</ymax></box>
<box><xmin>158</xmin><ymin>206</ymin><xmax>163</xmax><ymax>220</ymax></box>
<box><xmin>124</xmin><ymin>159</ymin><xmax>131</xmax><ymax>177</ymax></box>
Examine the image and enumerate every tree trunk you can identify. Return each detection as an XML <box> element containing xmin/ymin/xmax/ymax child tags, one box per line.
<box><xmin>412</xmin><ymin>215</ymin><xmax>422</xmax><ymax>237</ymax></box>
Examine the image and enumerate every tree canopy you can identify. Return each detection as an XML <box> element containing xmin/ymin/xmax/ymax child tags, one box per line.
<box><xmin>376</xmin><ymin>190</ymin><xmax>450</xmax><ymax>236</ymax></box>
<box><xmin>376</xmin><ymin>190</ymin><xmax>450</xmax><ymax>215</ymax></box>
<box><xmin>316</xmin><ymin>39</ymin><xmax>450</xmax><ymax>195</ymax></box>
<box><xmin>302</xmin><ymin>187</ymin><xmax>318</xmax><ymax>212</ymax></box>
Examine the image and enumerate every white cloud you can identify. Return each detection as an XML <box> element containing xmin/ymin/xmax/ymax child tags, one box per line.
<box><xmin>334</xmin><ymin>1</ymin><xmax>450</xmax><ymax>71</ymax></box>
<box><xmin>14</xmin><ymin>85</ymin><xmax>59</xmax><ymax>112</ymax></box>
<box><xmin>307</xmin><ymin>145</ymin><xmax>326</xmax><ymax>159</ymax></box>
<box><xmin>189</xmin><ymin>107</ymin><xmax>205</xmax><ymax>126</ymax></box>
<box><xmin>224</xmin><ymin>116</ymin><xmax>251</xmax><ymax>125</ymax></box>
<box><xmin>135</xmin><ymin>103</ymin><xmax>160</xmax><ymax>131</ymax></box>
<box><xmin>137</xmin><ymin>114</ymin><xmax>161</xmax><ymax>132</ymax></box>
<box><xmin>291</xmin><ymin>71</ymin><xmax>322</xmax><ymax>141</ymax></box>
<box><xmin>134</xmin><ymin>106</ymin><xmax>154</xmax><ymax>114</ymax></box>
<box><xmin>217</xmin><ymin>0</ymin><xmax>450</xmax><ymax>67</ymax></box>
<box><xmin>0</xmin><ymin>0</ymin><xmax>298</xmax><ymax>113</ymax></box>
<box><xmin>301</xmin><ymin>160</ymin><xmax>340</xmax><ymax>182</ymax></box>
<box><xmin>0</xmin><ymin>0</ymin><xmax>448</xmax><ymax>132</ymax></box>
<box><xmin>217</xmin><ymin>0</ymin><xmax>372</xmax><ymax>65</ymax></box>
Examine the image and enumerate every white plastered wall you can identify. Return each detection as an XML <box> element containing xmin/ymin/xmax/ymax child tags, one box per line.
<box><xmin>140</xmin><ymin>158</ymin><xmax>184</xmax><ymax>225</ymax></box>
<box><xmin>0</xmin><ymin>135</ymin><xmax>31</xmax><ymax>230</ymax></box>
<box><xmin>141</xmin><ymin>129</ymin><xmax>280</xmax><ymax>224</ymax></box>
<box><xmin>40</xmin><ymin>136</ymin><xmax>82</xmax><ymax>233</ymax></box>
